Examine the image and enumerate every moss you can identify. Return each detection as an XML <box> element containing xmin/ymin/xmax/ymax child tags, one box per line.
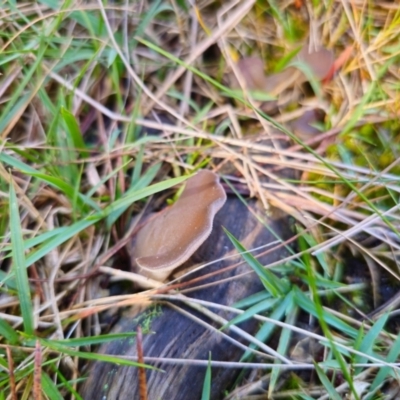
<box><xmin>132</xmin><ymin>304</ymin><xmax>163</xmax><ymax>334</ymax></box>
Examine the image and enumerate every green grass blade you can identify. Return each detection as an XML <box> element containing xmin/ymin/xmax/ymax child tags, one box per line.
<box><xmin>298</xmin><ymin>229</ymin><xmax>331</xmax><ymax>277</ymax></box>
<box><xmin>0</xmin><ymin>153</ymin><xmax>38</xmax><ymax>175</ymax></box>
<box><xmin>9</xmin><ymin>179</ymin><xmax>34</xmax><ymax>335</ymax></box>
<box><xmin>49</xmin><ymin>365</ymin><xmax>83</xmax><ymax>400</ymax></box>
<box><xmin>1</xmin><ymin>227</ymin><xmax>68</xmax><ymax>280</ymax></box>
<box><xmin>41</xmin><ymin>372</ymin><xmax>64</xmax><ymax>400</ymax></box>
<box><xmin>240</xmin><ymin>292</ymin><xmax>293</xmax><ymax>361</ymax></box>
<box><xmin>201</xmin><ymin>353</ymin><xmax>212</xmax><ymax>400</ymax></box>
<box><xmin>23</xmin><ymin>218</ymin><xmax>101</xmax><ymax>271</ymax></box>
<box><xmin>2</xmin><ymin>175</ymin><xmax>190</xmax><ymax>286</ymax></box>
<box><xmin>297</xmin><ymin>232</ymin><xmax>360</xmax><ymax>399</ymax></box>
<box><xmin>0</xmin><ymin>153</ymin><xmax>100</xmax><ymax>212</ymax></box>
<box><xmin>35</xmin><ymin>332</ymin><xmax>136</xmax><ymax>348</ymax></box>
<box><xmin>106</xmin><ymin>162</ymin><xmax>162</xmax><ymax>228</ymax></box>
<box><xmin>86</xmin><ymin>160</ymin><xmax>132</xmax><ymax>199</ymax></box>
<box><xmin>233</xmin><ymin>290</ymin><xmax>272</xmax><ymax>308</ymax></box>
<box><xmin>222</xmin><ymin>298</ymin><xmax>280</xmax><ymax>329</ymax></box>
<box><xmin>102</xmin><ymin>174</ymin><xmax>189</xmax><ymax>217</ymax></box>
<box><xmin>26</xmin><ymin>172</ymin><xmax>98</xmax><ymax>212</ymax></box>
<box><xmin>0</xmin><ymin>43</ymin><xmax>46</xmax><ymax>134</ymax></box>
<box><xmin>0</xmin><ymin>319</ymin><xmax>19</xmax><ymax>345</ymax></box>
<box><xmin>60</xmin><ymin>107</ymin><xmax>88</xmax><ymax>158</ymax></box>
<box><xmin>354</xmin><ymin>313</ymin><xmax>389</xmax><ymax>373</ymax></box>
<box><xmin>37</xmin><ymin>0</ymin><xmax>103</xmax><ymax>35</ymax></box>
<box><xmin>223</xmin><ymin>228</ymin><xmax>289</xmax><ymax>297</ymax></box>
<box><xmin>0</xmin><ymin>93</ymin><xmax>32</xmax><ymax>136</ymax></box>
<box><xmin>269</xmin><ymin>298</ymin><xmax>297</xmax><ymax>396</ymax></box>
<box><xmin>294</xmin><ymin>288</ymin><xmax>357</xmax><ymax>338</ymax></box>
<box><xmin>298</xmin><ymin>395</ymin><xmax>315</xmax><ymax>400</ymax></box>
<box><xmin>40</xmin><ymin>339</ymin><xmax>158</xmax><ymax>370</ymax></box>
<box><xmin>368</xmin><ymin>330</ymin><xmax>400</xmax><ymax>395</ymax></box>
<box><xmin>314</xmin><ymin>362</ymin><xmax>342</xmax><ymax>400</ymax></box>
<box><xmin>131</xmin><ymin>144</ymin><xmax>144</xmax><ymax>185</ymax></box>
<box><xmin>131</xmin><ymin>0</ymin><xmax>172</xmax><ymax>51</ymax></box>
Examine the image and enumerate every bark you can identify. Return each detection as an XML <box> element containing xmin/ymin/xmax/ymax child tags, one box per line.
<box><xmin>80</xmin><ymin>196</ymin><xmax>292</xmax><ymax>400</ymax></box>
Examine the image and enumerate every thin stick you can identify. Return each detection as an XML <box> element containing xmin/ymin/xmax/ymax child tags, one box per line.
<box><xmin>137</xmin><ymin>326</ymin><xmax>148</xmax><ymax>400</ymax></box>
<box><xmin>33</xmin><ymin>340</ymin><xmax>42</xmax><ymax>400</ymax></box>
<box><xmin>6</xmin><ymin>346</ymin><xmax>17</xmax><ymax>400</ymax></box>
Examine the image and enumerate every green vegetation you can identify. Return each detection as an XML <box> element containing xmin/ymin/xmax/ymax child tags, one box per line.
<box><xmin>1</xmin><ymin>0</ymin><xmax>400</xmax><ymax>398</ymax></box>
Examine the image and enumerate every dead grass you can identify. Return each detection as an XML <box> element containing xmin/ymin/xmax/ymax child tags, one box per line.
<box><xmin>1</xmin><ymin>0</ymin><xmax>400</xmax><ymax>398</ymax></box>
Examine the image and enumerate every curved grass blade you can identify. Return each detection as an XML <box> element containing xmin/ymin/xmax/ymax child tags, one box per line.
<box><xmin>9</xmin><ymin>178</ymin><xmax>34</xmax><ymax>335</ymax></box>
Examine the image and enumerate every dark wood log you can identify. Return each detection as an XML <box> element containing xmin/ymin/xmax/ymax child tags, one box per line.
<box><xmin>80</xmin><ymin>196</ymin><xmax>292</xmax><ymax>400</ymax></box>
